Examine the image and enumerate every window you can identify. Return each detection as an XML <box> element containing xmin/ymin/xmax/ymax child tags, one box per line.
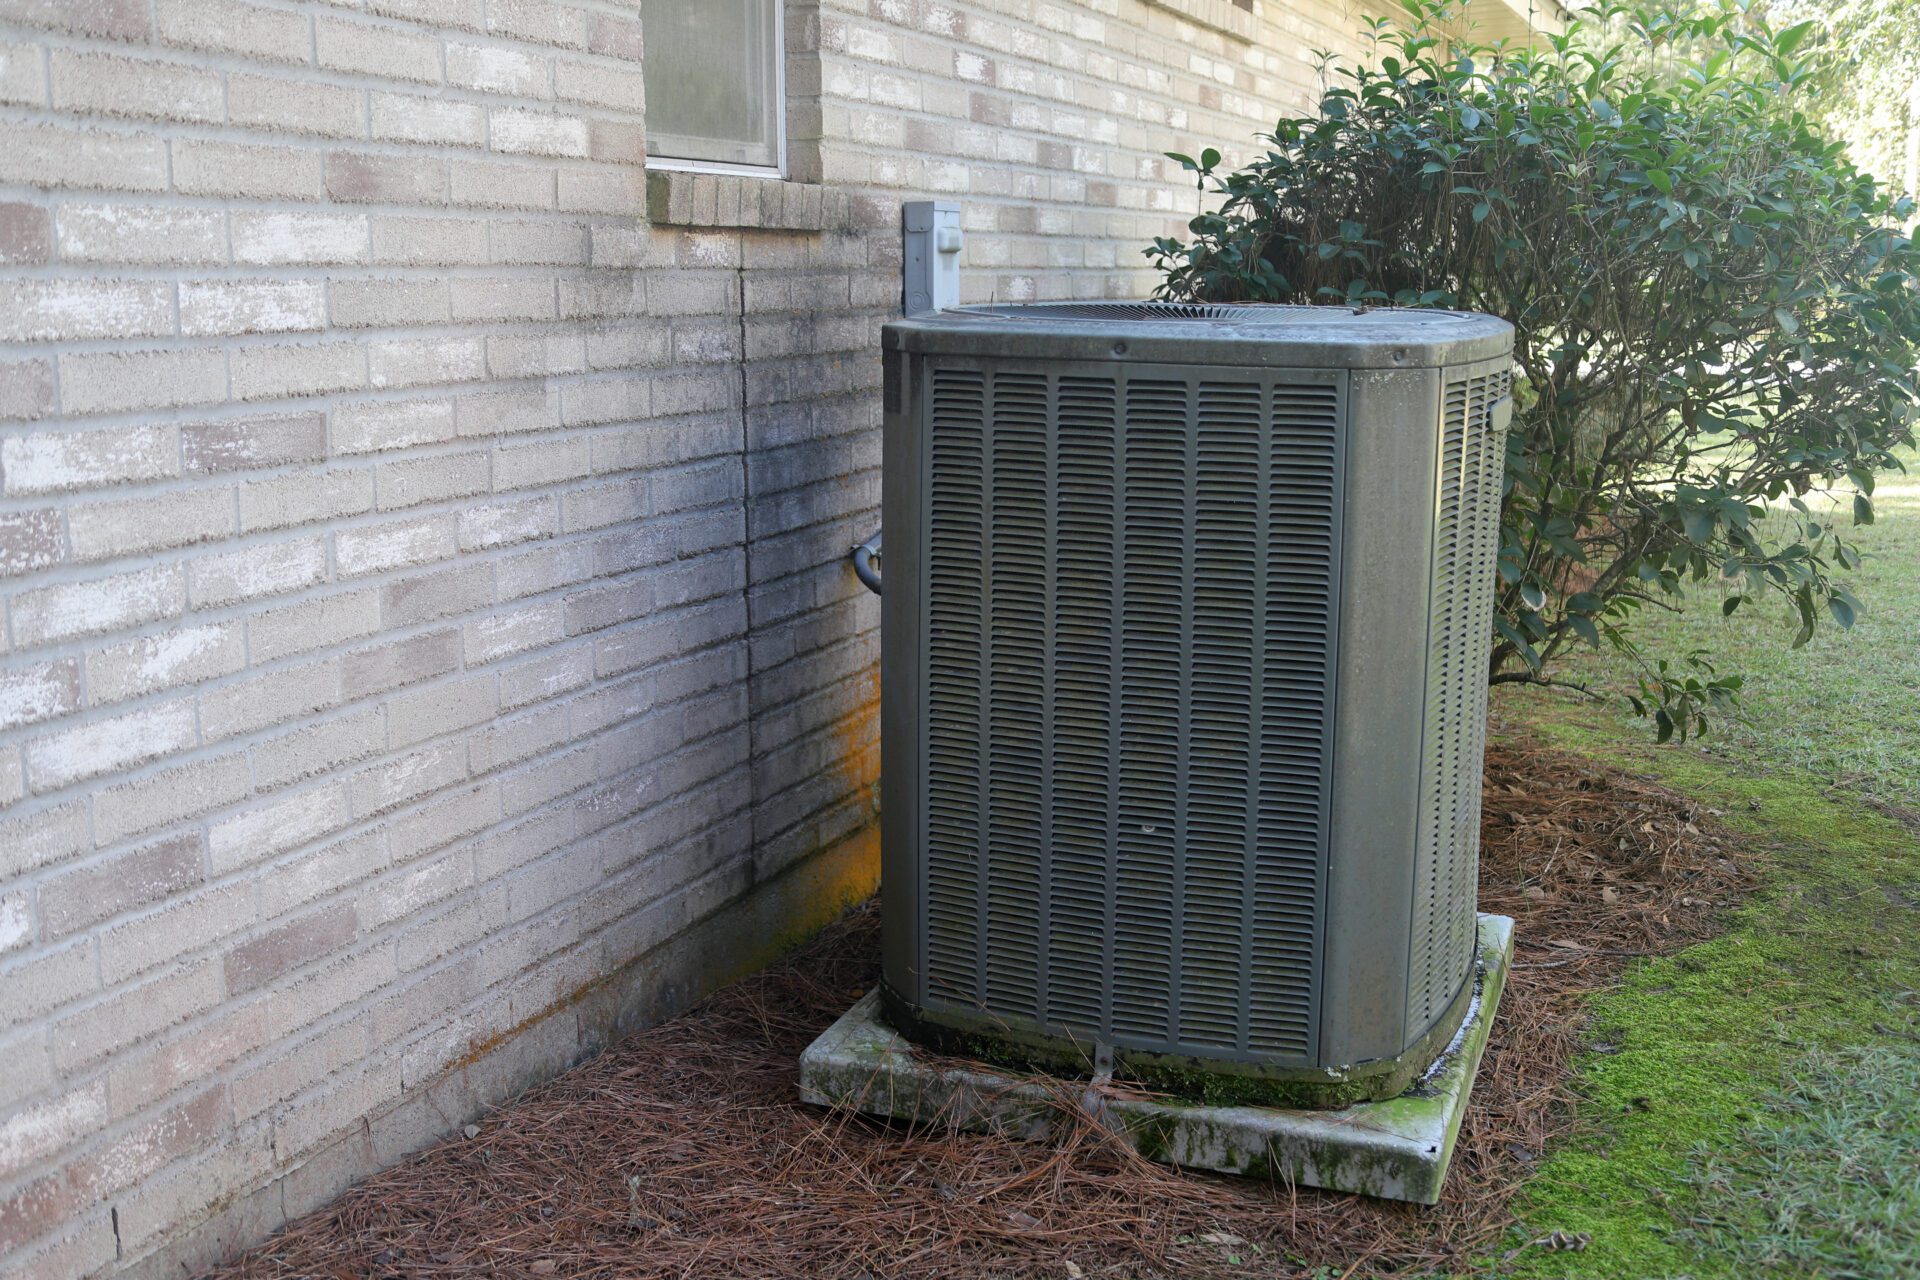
<box><xmin>643</xmin><ymin>0</ymin><xmax>785</xmax><ymax>174</ymax></box>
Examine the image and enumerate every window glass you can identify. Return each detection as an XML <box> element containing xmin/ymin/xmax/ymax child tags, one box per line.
<box><xmin>643</xmin><ymin>0</ymin><xmax>783</xmax><ymax>170</ymax></box>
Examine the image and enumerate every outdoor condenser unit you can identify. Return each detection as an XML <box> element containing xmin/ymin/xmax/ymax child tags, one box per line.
<box><xmin>877</xmin><ymin>302</ymin><xmax>1516</xmax><ymax>1103</ymax></box>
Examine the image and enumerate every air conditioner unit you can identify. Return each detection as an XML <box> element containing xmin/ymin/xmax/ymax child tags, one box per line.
<box><xmin>877</xmin><ymin>301</ymin><xmax>1515</xmax><ymax>1104</ymax></box>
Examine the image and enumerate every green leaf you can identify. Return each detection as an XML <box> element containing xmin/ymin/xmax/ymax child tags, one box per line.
<box><xmin>1655</xmin><ymin>707</ymin><xmax>1675</xmax><ymax>744</ymax></box>
<box><xmin>1827</xmin><ymin>596</ymin><xmax>1856</xmax><ymax>628</ymax></box>
<box><xmin>1854</xmin><ymin>494</ymin><xmax>1875</xmax><ymax>526</ymax></box>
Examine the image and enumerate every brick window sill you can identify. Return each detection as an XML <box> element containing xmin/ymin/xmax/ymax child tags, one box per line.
<box><xmin>645</xmin><ymin>169</ymin><xmax>849</xmax><ymax>231</ymax></box>
<box><xmin>1142</xmin><ymin>0</ymin><xmax>1258</xmax><ymax>41</ymax></box>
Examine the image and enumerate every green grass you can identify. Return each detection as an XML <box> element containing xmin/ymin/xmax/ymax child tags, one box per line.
<box><xmin>1559</xmin><ymin>448</ymin><xmax>1920</xmax><ymax>809</ymax></box>
<box><xmin>1482</xmin><ymin>450</ymin><xmax>1920</xmax><ymax>1279</ymax></box>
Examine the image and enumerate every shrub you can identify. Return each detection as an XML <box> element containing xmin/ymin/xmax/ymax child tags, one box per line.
<box><xmin>1149</xmin><ymin>0</ymin><xmax>1920</xmax><ymax>738</ymax></box>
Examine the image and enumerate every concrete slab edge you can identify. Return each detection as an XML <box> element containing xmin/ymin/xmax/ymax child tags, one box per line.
<box><xmin>799</xmin><ymin>912</ymin><xmax>1515</xmax><ymax>1205</ymax></box>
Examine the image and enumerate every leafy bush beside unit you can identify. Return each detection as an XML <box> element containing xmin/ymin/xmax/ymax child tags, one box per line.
<box><xmin>1151</xmin><ymin>0</ymin><xmax>1920</xmax><ymax>736</ymax></box>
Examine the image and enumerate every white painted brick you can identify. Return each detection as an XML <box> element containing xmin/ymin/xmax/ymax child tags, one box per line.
<box><xmin>181</xmin><ymin>279</ymin><xmax>328</xmax><ymax>336</ymax></box>
<box><xmin>336</xmin><ymin>514</ymin><xmax>459</xmax><ymax>578</ymax></box>
<box><xmin>0</xmin><ymin>278</ymin><xmax>175</xmax><ymax>342</ymax></box>
<box><xmin>231</xmin><ymin>341</ymin><xmax>366</xmax><ymax>402</ymax></box>
<box><xmin>209</xmin><ymin>780</ymin><xmax>354</xmax><ymax>874</ymax></box>
<box><xmin>87</xmin><ymin>621</ymin><xmax>247</xmax><ymax>704</ymax></box>
<box><xmin>375</xmin><ymin>449</ymin><xmax>489</xmax><ymax>509</ymax></box>
<box><xmin>0</xmin><ymin>891</ymin><xmax>32</xmax><ymax>955</ymax></box>
<box><xmin>232</xmin><ymin>211</ymin><xmax>371</xmax><ymax>266</ymax></box>
<box><xmin>1</xmin><ymin>425</ymin><xmax>178</xmax><ymax>495</ymax></box>
<box><xmin>489</xmin><ymin>108</ymin><xmax>589</xmax><ymax>157</ymax></box>
<box><xmin>10</xmin><ymin>565</ymin><xmax>184</xmax><ymax>649</ymax></box>
<box><xmin>371</xmin><ymin>92</ymin><xmax>487</xmax><ymax>147</ymax></box>
<box><xmin>26</xmin><ymin>698</ymin><xmax>198</xmax><ymax>792</ymax></box>
<box><xmin>458</xmin><ymin>495</ymin><xmax>556</xmax><ymax>550</ymax></box>
<box><xmin>57</xmin><ymin>202</ymin><xmax>227</xmax><ymax>266</ymax></box>
<box><xmin>0</xmin><ymin>659</ymin><xmax>81</xmax><ymax>731</ymax></box>
<box><xmin>463</xmin><ymin>601</ymin><xmax>564</xmax><ymax>665</ymax></box>
<box><xmin>331</xmin><ymin>397</ymin><xmax>457</xmax><ymax>455</ymax></box>
<box><xmin>447</xmin><ymin>42</ymin><xmax>552</xmax><ymax>98</ymax></box>
<box><xmin>369</xmin><ymin>336</ymin><xmax>488</xmax><ymax>390</ymax></box>
<box><xmin>0</xmin><ymin>746</ymin><xmax>21</xmax><ymax>807</ymax></box>
<box><xmin>189</xmin><ymin>535</ymin><xmax>328</xmax><ymax>608</ymax></box>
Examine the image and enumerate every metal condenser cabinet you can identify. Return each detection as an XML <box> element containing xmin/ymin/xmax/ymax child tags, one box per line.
<box><xmin>878</xmin><ymin>302</ymin><xmax>1515</xmax><ymax>1104</ymax></box>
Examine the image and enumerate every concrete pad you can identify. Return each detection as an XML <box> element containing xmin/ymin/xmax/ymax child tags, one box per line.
<box><xmin>799</xmin><ymin>913</ymin><xmax>1514</xmax><ymax>1205</ymax></box>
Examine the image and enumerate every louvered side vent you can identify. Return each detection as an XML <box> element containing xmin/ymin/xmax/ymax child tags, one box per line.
<box><xmin>1410</xmin><ymin>368</ymin><xmax>1513</xmax><ymax>1031</ymax></box>
<box><xmin>920</xmin><ymin>363</ymin><xmax>1341</xmax><ymax>1062</ymax></box>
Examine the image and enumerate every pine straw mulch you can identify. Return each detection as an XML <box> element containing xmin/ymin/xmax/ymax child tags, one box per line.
<box><xmin>206</xmin><ymin>728</ymin><xmax>1754</xmax><ymax>1280</ymax></box>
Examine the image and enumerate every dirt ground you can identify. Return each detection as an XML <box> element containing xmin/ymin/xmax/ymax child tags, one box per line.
<box><xmin>203</xmin><ymin>727</ymin><xmax>1751</xmax><ymax>1280</ymax></box>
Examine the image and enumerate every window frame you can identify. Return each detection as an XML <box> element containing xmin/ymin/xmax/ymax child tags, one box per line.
<box><xmin>643</xmin><ymin>0</ymin><xmax>789</xmax><ymax>180</ymax></box>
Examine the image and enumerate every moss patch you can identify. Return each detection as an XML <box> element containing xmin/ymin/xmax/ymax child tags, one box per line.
<box><xmin>1493</xmin><ymin>697</ymin><xmax>1920</xmax><ymax>1278</ymax></box>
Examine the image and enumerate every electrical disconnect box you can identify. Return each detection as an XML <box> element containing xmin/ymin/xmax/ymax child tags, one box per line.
<box><xmin>902</xmin><ymin>200</ymin><xmax>962</xmax><ymax>316</ymax></box>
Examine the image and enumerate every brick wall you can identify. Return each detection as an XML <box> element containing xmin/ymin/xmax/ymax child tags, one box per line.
<box><xmin>0</xmin><ymin>0</ymin><xmax>1358</xmax><ymax>1275</ymax></box>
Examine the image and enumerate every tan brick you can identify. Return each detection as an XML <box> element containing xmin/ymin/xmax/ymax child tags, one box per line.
<box><xmin>189</xmin><ymin>535</ymin><xmax>327</xmax><ymax>607</ymax></box>
<box><xmin>317</xmin><ymin>16</ymin><xmax>443</xmax><ymax>83</ymax></box>
<box><xmin>230</xmin><ymin>1019</ymin><xmax>369</xmax><ymax>1121</ymax></box>
<box><xmin>0</xmin><ymin>891</ymin><xmax>30</xmax><ymax>954</ymax></box>
<box><xmin>39</xmin><ymin>833</ymin><xmax>205</xmax><ymax>939</ymax></box>
<box><xmin>238</xmin><ymin>465</ymin><xmax>375</xmax><ymax>533</ymax></box>
<box><xmin>557</xmin><ymin>166</ymin><xmax>644</xmax><ymax>215</ymax></box>
<box><xmin>487</xmin><ymin>221</ymin><xmax>588</xmax><ymax>267</ymax></box>
<box><xmin>371</xmin><ymin>215</ymin><xmax>490</xmax><ymax>266</ymax></box>
<box><xmin>381</xmin><ymin>562</ymin><xmax>491</xmax><ymax>627</ymax></box>
<box><xmin>0</xmin><ymin>509</ymin><xmax>61</xmax><ymax>579</ymax></box>
<box><xmin>183</xmin><ymin>410</ymin><xmax>328</xmax><ymax>473</ymax></box>
<box><xmin>0</xmin><ymin>0</ymin><xmax>149</xmax><ymax>39</ymax></box>
<box><xmin>106</xmin><ymin>1004</ymin><xmax>268</xmax><ymax>1116</ymax></box>
<box><xmin>449</xmin><ymin>157</ymin><xmax>556</xmax><ymax>209</ymax></box>
<box><xmin>252</xmin><ymin>706</ymin><xmax>385</xmax><ymax>791</ymax></box>
<box><xmin>0</xmin><ymin>937</ymin><xmax>94</xmax><ymax>1025</ymax></box>
<box><xmin>331</xmin><ymin>397</ymin><xmax>457</xmax><ymax>456</ymax></box>
<box><xmin>25</xmin><ymin>698</ymin><xmax>198</xmax><ymax>792</ymax></box>
<box><xmin>554</xmin><ymin>57</ymin><xmax>645</xmax><ymax>112</ymax></box>
<box><xmin>371</xmin><ymin>92</ymin><xmax>486</xmax><ymax>147</ymax></box>
<box><xmin>459</xmin><ymin>495</ymin><xmax>557</xmax><ymax>550</ymax></box>
<box><xmin>0</xmin><ymin>747</ymin><xmax>22</xmax><ymax>808</ymax></box>
<box><xmin>59</xmin><ymin>347</ymin><xmax>226</xmax><ymax>417</ymax></box>
<box><xmin>326</xmin><ymin>151</ymin><xmax>449</xmax><ymax>206</ymax></box>
<box><xmin>230</xmin><ymin>72</ymin><xmax>364</xmax><ymax>139</ymax></box>
<box><xmin>86</xmin><ymin>621</ymin><xmax>246</xmax><ymax>704</ymax></box>
<box><xmin>181</xmin><ymin>278</ymin><xmax>328</xmax><ymax>336</ymax></box>
<box><xmin>247</xmin><ymin>587</ymin><xmax>382</xmax><ymax>663</ymax></box>
<box><xmin>456</xmin><ymin>385</ymin><xmax>559</xmax><ymax>435</ymax></box>
<box><xmin>67</xmin><ymin>486</ymin><xmax>234</xmax><ymax>563</ymax></box>
<box><xmin>90</xmin><ymin>751</ymin><xmax>251</xmax><ymax>845</ymax></box>
<box><xmin>0</xmin><ymin>201</ymin><xmax>50</xmax><ymax>265</ymax></box>
<box><xmin>447</xmin><ymin>42</ymin><xmax>552</xmax><ymax>97</ymax></box>
<box><xmin>385</xmin><ymin>672</ymin><xmax>496</xmax><ymax>748</ymax></box>
<box><xmin>341</xmin><ymin>628</ymin><xmax>460</xmax><ymax>700</ymax></box>
<box><xmin>232</xmin><ymin>211</ymin><xmax>369</xmax><ymax>266</ymax></box>
<box><xmin>0</xmin><ymin>124</ymin><xmax>169</xmax><ymax>193</ymax></box>
<box><xmin>0</xmin><ymin>357</ymin><xmax>55</xmax><ymax>421</ymax></box>
<box><xmin>588</xmin><ymin>11</ymin><xmax>642</xmax><ymax>59</ymax></box>
<box><xmin>155</xmin><ymin>0</ymin><xmax>310</xmax><ymax>63</ymax></box>
<box><xmin>49</xmin><ymin>49</ymin><xmax>223</xmax><ymax>122</ymax></box>
<box><xmin>56</xmin><ymin>202</ymin><xmax>225</xmax><ymax>266</ymax></box>
<box><xmin>329</xmin><ymin>278</ymin><xmax>451</xmax><ymax>329</ymax></box>
<box><xmin>174</xmin><ymin>140</ymin><xmax>325</xmax><ymax>201</ymax></box>
<box><xmin>449</xmin><ymin>275</ymin><xmax>555</xmax><ymax>322</ymax></box>
<box><xmin>99</xmin><ymin>882</ymin><xmax>252</xmax><ymax>984</ymax></box>
<box><xmin>51</xmin><ymin>959</ymin><xmax>222</xmax><ymax>1071</ymax></box>
<box><xmin>225</xmin><ymin>903</ymin><xmax>359</xmax><ymax>995</ymax></box>
<box><xmin>373</xmin><ymin>0</ymin><xmax>484</xmax><ymax>31</ymax></box>
<box><xmin>489</xmin><ymin>0</ymin><xmax>589</xmax><ymax>49</ymax></box>
<box><xmin>10</xmin><ymin>564</ymin><xmax>183</xmax><ymax>649</ymax></box>
<box><xmin>335</xmin><ymin>513</ymin><xmax>458</xmax><ymax>577</ymax></box>
<box><xmin>0</xmin><ymin>278</ymin><xmax>174</xmax><ymax>342</ymax></box>
<box><xmin>375</xmin><ymin>449</ymin><xmax>489</xmax><ymax>509</ymax></box>
<box><xmin>198</xmin><ymin>658</ymin><xmax>340</xmax><ymax>742</ymax></box>
<box><xmin>230</xmin><ymin>341</ymin><xmax>365</xmax><ymax>402</ymax></box>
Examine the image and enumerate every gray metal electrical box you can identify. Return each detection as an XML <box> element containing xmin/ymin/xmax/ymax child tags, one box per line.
<box><xmin>878</xmin><ymin>301</ymin><xmax>1515</xmax><ymax>1104</ymax></box>
<box><xmin>902</xmin><ymin>201</ymin><xmax>962</xmax><ymax>316</ymax></box>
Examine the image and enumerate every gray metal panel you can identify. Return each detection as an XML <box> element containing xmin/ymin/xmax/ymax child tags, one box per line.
<box><xmin>902</xmin><ymin>354</ymin><xmax>1343</xmax><ymax>1067</ymax></box>
<box><xmin>1317</xmin><ymin>367</ymin><xmax>1443</xmax><ymax>1067</ymax></box>
<box><xmin>879</xmin><ymin>347</ymin><xmax>924</xmax><ymax>1002</ymax></box>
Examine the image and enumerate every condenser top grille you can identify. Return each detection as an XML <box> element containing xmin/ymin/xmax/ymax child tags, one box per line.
<box><xmin>886</xmin><ymin>301</ymin><xmax>1514</xmax><ymax>369</ymax></box>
